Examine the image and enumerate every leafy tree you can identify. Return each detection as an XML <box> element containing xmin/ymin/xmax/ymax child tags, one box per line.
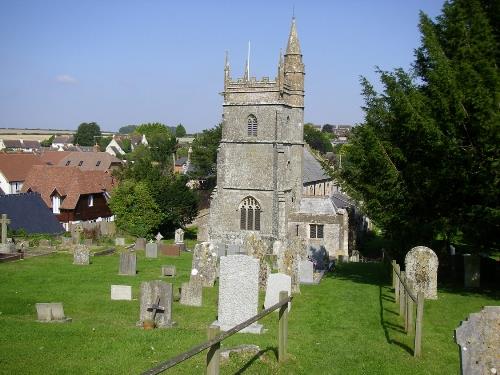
<box><xmin>40</xmin><ymin>135</ymin><xmax>54</xmax><ymax>147</ymax></box>
<box><xmin>175</xmin><ymin>124</ymin><xmax>187</xmax><ymax>137</ymax></box>
<box><xmin>190</xmin><ymin>123</ymin><xmax>222</xmax><ymax>178</ymax></box>
<box><xmin>109</xmin><ymin>180</ymin><xmax>164</xmax><ymax>238</ymax></box>
<box><xmin>304</xmin><ymin>124</ymin><xmax>334</xmax><ymax>154</ymax></box>
<box><xmin>134</xmin><ymin>123</ymin><xmax>172</xmax><ymax>139</ymax></box>
<box><xmin>322</xmin><ymin>124</ymin><xmax>334</xmax><ymax>133</ymax></box>
<box><xmin>73</xmin><ymin>122</ymin><xmax>101</xmax><ymax>146</ymax></box>
<box><xmin>148</xmin><ymin>132</ymin><xmax>178</xmax><ymax>169</ymax></box>
<box><xmin>338</xmin><ymin>0</ymin><xmax>499</xmax><ymax>254</ymax></box>
<box><xmin>98</xmin><ymin>136</ymin><xmax>112</xmax><ymax>152</ymax></box>
<box><xmin>118</xmin><ymin>125</ymin><xmax>137</xmax><ymax>134</ymax></box>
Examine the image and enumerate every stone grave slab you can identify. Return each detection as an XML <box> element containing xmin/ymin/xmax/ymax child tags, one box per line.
<box><xmin>138</xmin><ymin>280</ymin><xmax>173</xmax><ymax>328</ymax></box>
<box><xmin>264</xmin><ymin>273</ymin><xmax>291</xmax><ymax>312</ymax></box>
<box><xmin>134</xmin><ymin>238</ymin><xmax>146</xmax><ymax>251</ymax></box>
<box><xmin>299</xmin><ymin>259</ymin><xmax>314</xmax><ymax>284</ymax></box>
<box><xmin>180</xmin><ymin>277</ymin><xmax>202</xmax><ymax>307</ymax></box>
<box><xmin>111</xmin><ymin>285</ymin><xmax>132</xmax><ymax>300</ymax></box>
<box><xmin>455</xmin><ymin>306</ymin><xmax>499</xmax><ymax>375</ymax></box>
<box><xmin>191</xmin><ymin>242</ymin><xmax>217</xmax><ymax>287</ymax></box>
<box><xmin>405</xmin><ymin>246</ymin><xmax>438</xmax><ymax>299</ymax></box>
<box><xmin>94</xmin><ymin>248</ymin><xmax>115</xmax><ymax>256</ymax></box>
<box><xmin>73</xmin><ymin>245</ymin><xmax>90</xmax><ymax>265</ymax></box>
<box><xmin>160</xmin><ymin>244</ymin><xmax>181</xmax><ymax>257</ymax></box>
<box><xmin>145</xmin><ymin>242</ymin><xmax>158</xmax><ymax>258</ymax></box>
<box><xmin>115</xmin><ymin>237</ymin><xmax>125</xmax><ymax>246</ymax></box>
<box><xmin>161</xmin><ymin>265</ymin><xmax>176</xmax><ymax>277</ymax></box>
<box><xmin>119</xmin><ymin>252</ymin><xmax>137</xmax><ymax>275</ymax></box>
<box><xmin>213</xmin><ymin>255</ymin><xmax>262</xmax><ymax>334</ymax></box>
<box><xmin>36</xmin><ymin>303</ymin><xmax>72</xmax><ymax>323</ymax></box>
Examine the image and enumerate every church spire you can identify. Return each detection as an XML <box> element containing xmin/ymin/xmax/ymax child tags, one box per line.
<box><xmin>286</xmin><ymin>17</ymin><xmax>301</xmax><ymax>55</ymax></box>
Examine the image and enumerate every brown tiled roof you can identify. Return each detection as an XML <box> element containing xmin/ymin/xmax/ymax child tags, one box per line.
<box><xmin>39</xmin><ymin>151</ymin><xmax>71</xmax><ymax>165</ymax></box>
<box><xmin>21</xmin><ymin>165</ymin><xmax>115</xmax><ymax>209</ymax></box>
<box><xmin>57</xmin><ymin>151</ymin><xmax>123</xmax><ymax>171</ymax></box>
<box><xmin>0</xmin><ymin>153</ymin><xmax>42</xmax><ymax>182</ymax></box>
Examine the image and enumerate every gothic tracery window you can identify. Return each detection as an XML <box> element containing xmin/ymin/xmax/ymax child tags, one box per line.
<box><xmin>247</xmin><ymin>115</ymin><xmax>258</xmax><ymax>136</ymax></box>
<box><xmin>239</xmin><ymin>196</ymin><xmax>261</xmax><ymax>231</ymax></box>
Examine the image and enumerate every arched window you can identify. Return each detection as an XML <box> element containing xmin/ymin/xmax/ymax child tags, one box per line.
<box><xmin>247</xmin><ymin>115</ymin><xmax>258</xmax><ymax>136</ymax></box>
<box><xmin>239</xmin><ymin>196</ymin><xmax>261</xmax><ymax>231</ymax></box>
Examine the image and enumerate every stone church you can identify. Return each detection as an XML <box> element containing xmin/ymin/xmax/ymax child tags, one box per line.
<box><xmin>208</xmin><ymin>19</ymin><xmax>349</xmax><ymax>259</ymax></box>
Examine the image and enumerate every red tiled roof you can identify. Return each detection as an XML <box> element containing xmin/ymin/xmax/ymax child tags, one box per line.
<box><xmin>21</xmin><ymin>165</ymin><xmax>115</xmax><ymax>209</ymax></box>
<box><xmin>39</xmin><ymin>151</ymin><xmax>71</xmax><ymax>165</ymax></box>
<box><xmin>0</xmin><ymin>153</ymin><xmax>43</xmax><ymax>182</ymax></box>
<box><xmin>57</xmin><ymin>152</ymin><xmax>122</xmax><ymax>171</ymax></box>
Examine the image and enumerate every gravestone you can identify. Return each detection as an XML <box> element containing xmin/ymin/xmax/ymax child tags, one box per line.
<box><xmin>0</xmin><ymin>214</ymin><xmax>15</xmax><ymax>253</ymax></box>
<box><xmin>115</xmin><ymin>237</ymin><xmax>125</xmax><ymax>246</ymax></box>
<box><xmin>36</xmin><ymin>303</ymin><xmax>71</xmax><ymax>323</ymax></box>
<box><xmin>138</xmin><ymin>280</ymin><xmax>173</xmax><ymax>328</ymax></box>
<box><xmin>72</xmin><ymin>224</ymin><xmax>83</xmax><ymax>245</ymax></box>
<box><xmin>73</xmin><ymin>245</ymin><xmax>90</xmax><ymax>265</ymax></box>
<box><xmin>299</xmin><ymin>259</ymin><xmax>314</xmax><ymax>284</ymax></box>
<box><xmin>279</xmin><ymin>238</ymin><xmax>306</xmax><ymax>293</ymax></box>
<box><xmin>119</xmin><ymin>252</ymin><xmax>137</xmax><ymax>275</ymax></box>
<box><xmin>155</xmin><ymin>232</ymin><xmax>164</xmax><ymax>243</ymax></box>
<box><xmin>111</xmin><ymin>285</ymin><xmax>132</xmax><ymax>300</ymax></box>
<box><xmin>160</xmin><ymin>244</ymin><xmax>181</xmax><ymax>256</ymax></box>
<box><xmin>94</xmin><ymin>248</ymin><xmax>115</xmax><ymax>256</ymax></box>
<box><xmin>213</xmin><ymin>255</ymin><xmax>263</xmax><ymax>333</ymax></box>
<box><xmin>405</xmin><ymin>246</ymin><xmax>439</xmax><ymax>299</ymax></box>
<box><xmin>134</xmin><ymin>238</ymin><xmax>146</xmax><ymax>251</ymax></box>
<box><xmin>83</xmin><ymin>239</ymin><xmax>93</xmax><ymax>246</ymax></box>
<box><xmin>264</xmin><ymin>273</ymin><xmax>291</xmax><ymax>312</ymax></box>
<box><xmin>180</xmin><ymin>277</ymin><xmax>203</xmax><ymax>307</ymax></box>
<box><xmin>191</xmin><ymin>242</ymin><xmax>218</xmax><ymax>287</ymax></box>
<box><xmin>244</xmin><ymin>233</ymin><xmax>271</xmax><ymax>290</ymax></box>
<box><xmin>145</xmin><ymin>242</ymin><xmax>158</xmax><ymax>258</ymax></box>
<box><xmin>349</xmin><ymin>250</ymin><xmax>360</xmax><ymax>263</ymax></box>
<box><xmin>227</xmin><ymin>243</ymin><xmax>242</xmax><ymax>256</ymax></box>
<box><xmin>463</xmin><ymin>254</ymin><xmax>480</xmax><ymax>288</ymax></box>
<box><xmin>161</xmin><ymin>265</ymin><xmax>176</xmax><ymax>277</ymax></box>
<box><xmin>174</xmin><ymin>228</ymin><xmax>184</xmax><ymax>244</ymax></box>
<box><xmin>455</xmin><ymin>306</ymin><xmax>500</xmax><ymax>375</ymax></box>
<box><xmin>338</xmin><ymin>255</ymin><xmax>349</xmax><ymax>263</ymax></box>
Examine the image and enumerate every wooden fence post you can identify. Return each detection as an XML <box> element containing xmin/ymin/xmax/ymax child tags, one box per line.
<box><xmin>399</xmin><ymin>271</ymin><xmax>406</xmax><ymax>317</ymax></box>
<box><xmin>406</xmin><ymin>280</ymin><xmax>414</xmax><ymax>335</ymax></box>
<box><xmin>394</xmin><ymin>264</ymin><xmax>400</xmax><ymax>304</ymax></box>
<box><xmin>278</xmin><ymin>291</ymin><xmax>289</xmax><ymax>362</ymax></box>
<box><xmin>414</xmin><ymin>292</ymin><xmax>424</xmax><ymax>357</ymax></box>
<box><xmin>206</xmin><ymin>325</ymin><xmax>220</xmax><ymax>375</ymax></box>
<box><xmin>391</xmin><ymin>260</ymin><xmax>397</xmax><ymax>288</ymax></box>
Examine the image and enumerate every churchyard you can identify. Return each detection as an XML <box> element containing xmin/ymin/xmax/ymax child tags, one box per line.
<box><xmin>0</xmin><ymin>242</ymin><xmax>498</xmax><ymax>374</ymax></box>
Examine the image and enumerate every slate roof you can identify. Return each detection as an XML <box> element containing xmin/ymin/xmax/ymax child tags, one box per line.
<box><xmin>52</xmin><ymin>135</ymin><xmax>74</xmax><ymax>144</ymax></box>
<box><xmin>303</xmin><ymin>148</ymin><xmax>330</xmax><ymax>184</ymax></box>
<box><xmin>0</xmin><ymin>153</ymin><xmax>42</xmax><ymax>182</ymax></box>
<box><xmin>57</xmin><ymin>152</ymin><xmax>122</xmax><ymax>171</ymax></box>
<box><xmin>331</xmin><ymin>193</ymin><xmax>355</xmax><ymax>209</ymax></box>
<box><xmin>22</xmin><ymin>140</ymin><xmax>41</xmax><ymax>149</ymax></box>
<box><xmin>21</xmin><ymin>165</ymin><xmax>115</xmax><ymax>210</ymax></box>
<box><xmin>175</xmin><ymin>157</ymin><xmax>188</xmax><ymax>166</ymax></box>
<box><xmin>297</xmin><ymin>197</ymin><xmax>337</xmax><ymax>214</ymax></box>
<box><xmin>0</xmin><ymin>192</ymin><xmax>64</xmax><ymax>234</ymax></box>
<box><xmin>3</xmin><ymin>140</ymin><xmax>23</xmax><ymax>148</ymax></box>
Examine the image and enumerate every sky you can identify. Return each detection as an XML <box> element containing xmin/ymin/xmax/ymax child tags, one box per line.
<box><xmin>0</xmin><ymin>1</ymin><xmax>444</xmax><ymax>133</ymax></box>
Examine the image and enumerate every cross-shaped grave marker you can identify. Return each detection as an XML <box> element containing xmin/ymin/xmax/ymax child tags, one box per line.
<box><xmin>74</xmin><ymin>224</ymin><xmax>83</xmax><ymax>244</ymax></box>
<box><xmin>147</xmin><ymin>296</ymin><xmax>165</xmax><ymax>322</ymax></box>
<box><xmin>0</xmin><ymin>214</ymin><xmax>11</xmax><ymax>244</ymax></box>
<box><xmin>155</xmin><ymin>232</ymin><xmax>164</xmax><ymax>243</ymax></box>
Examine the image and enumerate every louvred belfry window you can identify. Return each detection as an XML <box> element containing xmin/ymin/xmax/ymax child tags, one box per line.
<box><xmin>239</xmin><ymin>196</ymin><xmax>261</xmax><ymax>231</ymax></box>
<box><xmin>247</xmin><ymin>115</ymin><xmax>258</xmax><ymax>136</ymax></box>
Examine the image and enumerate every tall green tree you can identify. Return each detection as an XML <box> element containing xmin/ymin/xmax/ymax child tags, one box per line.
<box><xmin>304</xmin><ymin>123</ymin><xmax>334</xmax><ymax>154</ymax></box>
<box><xmin>74</xmin><ymin>122</ymin><xmax>101</xmax><ymax>146</ymax></box>
<box><xmin>175</xmin><ymin>124</ymin><xmax>187</xmax><ymax>137</ymax></box>
<box><xmin>338</xmin><ymin>0</ymin><xmax>499</xmax><ymax>254</ymax></box>
<box><xmin>134</xmin><ymin>123</ymin><xmax>172</xmax><ymax>139</ymax></box>
<box><xmin>118</xmin><ymin>125</ymin><xmax>137</xmax><ymax>134</ymax></box>
<box><xmin>190</xmin><ymin>123</ymin><xmax>222</xmax><ymax>178</ymax></box>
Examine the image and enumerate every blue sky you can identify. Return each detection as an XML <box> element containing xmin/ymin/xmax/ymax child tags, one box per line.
<box><xmin>0</xmin><ymin>1</ymin><xmax>443</xmax><ymax>133</ymax></box>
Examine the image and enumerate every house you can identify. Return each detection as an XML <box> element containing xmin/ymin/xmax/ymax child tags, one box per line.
<box><xmin>302</xmin><ymin>148</ymin><xmax>338</xmax><ymax>197</ymax></box>
<box><xmin>51</xmin><ymin>135</ymin><xmax>74</xmax><ymax>149</ymax></box>
<box><xmin>0</xmin><ymin>192</ymin><xmax>64</xmax><ymax>234</ymax></box>
<box><xmin>0</xmin><ymin>153</ymin><xmax>43</xmax><ymax>194</ymax></box>
<box><xmin>174</xmin><ymin>147</ymin><xmax>193</xmax><ymax>174</ymax></box>
<box><xmin>105</xmin><ymin>134</ymin><xmax>148</xmax><ymax>156</ymax></box>
<box><xmin>57</xmin><ymin>152</ymin><xmax>123</xmax><ymax>171</ymax></box>
<box><xmin>0</xmin><ymin>139</ymin><xmax>42</xmax><ymax>152</ymax></box>
<box><xmin>21</xmin><ymin>165</ymin><xmax>115</xmax><ymax>230</ymax></box>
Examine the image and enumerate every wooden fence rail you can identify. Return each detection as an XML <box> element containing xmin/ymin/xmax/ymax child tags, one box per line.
<box><xmin>141</xmin><ymin>291</ymin><xmax>292</xmax><ymax>375</ymax></box>
<box><xmin>387</xmin><ymin>256</ymin><xmax>425</xmax><ymax>358</ymax></box>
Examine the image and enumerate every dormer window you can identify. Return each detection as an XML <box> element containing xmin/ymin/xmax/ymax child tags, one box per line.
<box><xmin>247</xmin><ymin>115</ymin><xmax>257</xmax><ymax>137</ymax></box>
<box><xmin>52</xmin><ymin>194</ymin><xmax>61</xmax><ymax>214</ymax></box>
<box><xmin>65</xmin><ymin>161</ymin><xmax>71</xmax><ymax>166</ymax></box>
<box><xmin>78</xmin><ymin>161</ymin><xmax>83</xmax><ymax>166</ymax></box>
<box><xmin>96</xmin><ymin>161</ymin><xmax>101</xmax><ymax>167</ymax></box>
<box><xmin>88</xmin><ymin>194</ymin><xmax>94</xmax><ymax>207</ymax></box>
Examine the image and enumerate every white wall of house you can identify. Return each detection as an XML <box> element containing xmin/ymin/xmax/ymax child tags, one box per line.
<box><xmin>105</xmin><ymin>139</ymin><xmax>124</xmax><ymax>156</ymax></box>
<box><xmin>0</xmin><ymin>173</ymin><xmax>22</xmax><ymax>194</ymax></box>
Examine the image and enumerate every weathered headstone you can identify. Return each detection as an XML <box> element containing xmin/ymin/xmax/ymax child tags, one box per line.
<box><xmin>338</xmin><ymin>255</ymin><xmax>349</xmax><ymax>263</ymax></box>
<box><xmin>145</xmin><ymin>242</ymin><xmax>158</xmax><ymax>258</ymax></box>
<box><xmin>161</xmin><ymin>265</ymin><xmax>176</xmax><ymax>277</ymax></box>
<box><xmin>191</xmin><ymin>242</ymin><xmax>218</xmax><ymax>287</ymax></box>
<box><xmin>349</xmin><ymin>250</ymin><xmax>360</xmax><ymax>263</ymax></box>
<box><xmin>160</xmin><ymin>244</ymin><xmax>181</xmax><ymax>256</ymax></box>
<box><xmin>115</xmin><ymin>237</ymin><xmax>125</xmax><ymax>246</ymax></box>
<box><xmin>244</xmin><ymin>233</ymin><xmax>271</xmax><ymax>290</ymax></box>
<box><xmin>299</xmin><ymin>259</ymin><xmax>314</xmax><ymax>284</ymax></box>
<box><xmin>463</xmin><ymin>254</ymin><xmax>480</xmax><ymax>288</ymax></box>
<box><xmin>111</xmin><ymin>285</ymin><xmax>132</xmax><ymax>300</ymax></box>
<box><xmin>138</xmin><ymin>280</ymin><xmax>173</xmax><ymax>328</ymax></box>
<box><xmin>180</xmin><ymin>277</ymin><xmax>203</xmax><ymax>307</ymax></box>
<box><xmin>213</xmin><ymin>255</ymin><xmax>263</xmax><ymax>333</ymax></box>
<box><xmin>134</xmin><ymin>238</ymin><xmax>146</xmax><ymax>251</ymax></box>
<box><xmin>174</xmin><ymin>228</ymin><xmax>184</xmax><ymax>244</ymax></box>
<box><xmin>72</xmin><ymin>224</ymin><xmax>83</xmax><ymax>245</ymax></box>
<box><xmin>279</xmin><ymin>238</ymin><xmax>306</xmax><ymax>293</ymax></box>
<box><xmin>0</xmin><ymin>214</ymin><xmax>14</xmax><ymax>253</ymax></box>
<box><xmin>119</xmin><ymin>252</ymin><xmax>137</xmax><ymax>275</ymax></box>
<box><xmin>405</xmin><ymin>246</ymin><xmax>439</xmax><ymax>299</ymax></box>
<box><xmin>36</xmin><ymin>303</ymin><xmax>71</xmax><ymax>323</ymax></box>
<box><xmin>73</xmin><ymin>245</ymin><xmax>90</xmax><ymax>265</ymax></box>
<box><xmin>455</xmin><ymin>306</ymin><xmax>500</xmax><ymax>375</ymax></box>
<box><xmin>94</xmin><ymin>248</ymin><xmax>115</xmax><ymax>256</ymax></box>
<box><xmin>264</xmin><ymin>273</ymin><xmax>291</xmax><ymax>312</ymax></box>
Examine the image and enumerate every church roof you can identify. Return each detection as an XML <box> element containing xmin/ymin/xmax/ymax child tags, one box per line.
<box><xmin>286</xmin><ymin>18</ymin><xmax>301</xmax><ymax>55</ymax></box>
<box><xmin>303</xmin><ymin>148</ymin><xmax>330</xmax><ymax>184</ymax></box>
<box><xmin>298</xmin><ymin>197</ymin><xmax>337</xmax><ymax>215</ymax></box>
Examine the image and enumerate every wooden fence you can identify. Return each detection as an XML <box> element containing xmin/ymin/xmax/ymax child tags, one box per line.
<box><xmin>389</xmin><ymin>258</ymin><xmax>425</xmax><ymax>357</ymax></box>
<box><xmin>142</xmin><ymin>291</ymin><xmax>292</xmax><ymax>375</ymax></box>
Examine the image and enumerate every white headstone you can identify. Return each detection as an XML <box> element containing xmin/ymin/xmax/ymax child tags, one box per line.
<box><xmin>264</xmin><ymin>273</ymin><xmax>291</xmax><ymax>312</ymax></box>
<box><xmin>214</xmin><ymin>255</ymin><xmax>262</xmax><ymax>333</ymax></box>
<box><xmin>145</xmin><ymin>242</ymin><xmax>158</xmax><ymax>258</ymax></box>
<box><xmin>115</xmin><ymin>237</ymin><xmax>125</xmax><ymax>246</ymax></box>
<box><xmin>111</xmin><ymin>285</ymin><xmax>132</xmax><ymax>300</ymax></box>
<box><xmin>174</xmin><ymin>228</ymin><xmax>184</xmax><ymax>244</ymax></box>
<box><xmin>405</xmin><ymin>246</ymin><xmax>439</xmax><ymax>299</ymax></box>
<box><xmin>299</xmin><ymin>259</ymin><xmax>314</xmax><ymax>284</ymax></box>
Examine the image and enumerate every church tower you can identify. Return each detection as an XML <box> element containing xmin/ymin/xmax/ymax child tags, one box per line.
<box><xmin>208</xmin><ymin>19</ymin><xmax>305</xmax><ymax>246</ymax></box>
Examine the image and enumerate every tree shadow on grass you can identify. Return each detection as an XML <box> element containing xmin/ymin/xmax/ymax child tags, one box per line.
<box><xmin>232</xmin><ymin>346</ymin><xmax>278</xmax><ymax>374</ymax></box>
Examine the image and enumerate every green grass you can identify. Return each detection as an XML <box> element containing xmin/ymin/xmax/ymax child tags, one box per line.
<box><xmin>0</xmin><ymin>253</ymin><xmax>498</xmax><ymax>374</ymax></box>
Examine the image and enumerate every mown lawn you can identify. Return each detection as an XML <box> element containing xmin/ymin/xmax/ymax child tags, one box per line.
<box><xmin>0</xmin><ymin>251</ymin><xmax>498</xmax><ymax>374</ymax></box>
